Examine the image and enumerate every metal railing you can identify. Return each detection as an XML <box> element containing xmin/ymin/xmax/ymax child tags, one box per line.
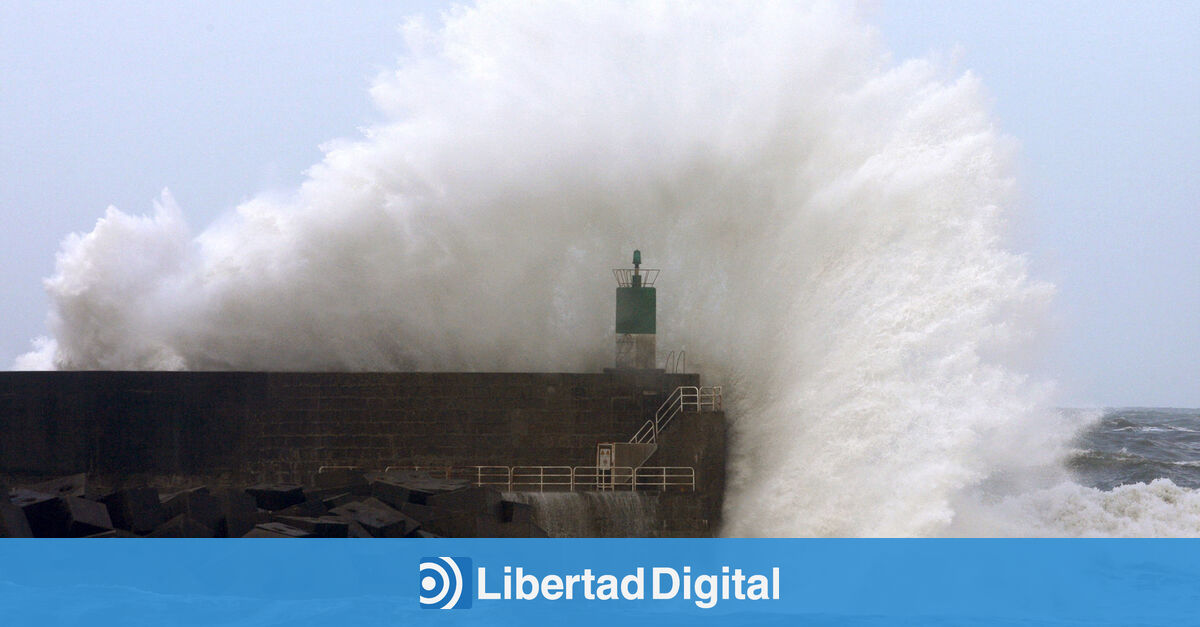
<box><xmin>375</xmin><ymin>465</ymin><xmax>694</xmax><ymax>492</ymax></box>
<box><xmin>632</xmin><ymin>466</ymin><xmax>695</xmax><ymax>491</ymax></box>
<box><xmin>572</xmin><ymin>466</ymin><xmax>634</xmax><ymax>491</ymax></box>
<box><xmin>612</xmin><ymin>268</ymin><xmax>660</xmax><ymax>287</ymax></box>
<box><xmin>383</xmin><ymin>465</ymin><xmax>455</xmax><ymax>477</ymax></box>
<box><xmin>317</xmin><ymin>465</ymin><xmax>363</xmax><ymax>473</ymax></box>
<box><xmin>664</xmin><ymin>350</ymin><xmax>687</xmax><ymax>374</ymax></box>
<box><xmin>630</xmin><ymin>385</ymin><xmax>723</xmax><ymax>445</ymax></box>
<box><xmin>509</xmin><ymin>466</ymin><xmax>574</xmax><ymax>491</ymax></box>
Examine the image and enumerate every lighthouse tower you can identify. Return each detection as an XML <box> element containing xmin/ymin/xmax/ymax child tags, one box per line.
<box><xmin>613</xmin><ymin>250</ymin><xmax>658</xmax><ymax>369</ymax></box>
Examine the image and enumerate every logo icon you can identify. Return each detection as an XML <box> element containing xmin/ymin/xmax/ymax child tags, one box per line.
<box><xmin>419</xmin><ymin>556</ymin><xmax>472</xmax><ymax>609</ymax></box>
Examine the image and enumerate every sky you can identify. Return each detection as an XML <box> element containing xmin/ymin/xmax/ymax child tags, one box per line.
<box><xmin>0</xmin><ymin>1</ymin><xmax>1196</xmax><ymax>407</ymax></box>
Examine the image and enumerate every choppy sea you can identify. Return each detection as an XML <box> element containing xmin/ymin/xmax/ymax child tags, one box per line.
<box><xmin>1069</xmin><ymin>408</ymin><xmax>1200</xmax><ymax>490</ymax></box>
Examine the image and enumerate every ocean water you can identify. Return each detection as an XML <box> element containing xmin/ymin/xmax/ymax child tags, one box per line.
<box><xmin>1070</xmin><ymin>408</ymin><xmax>1200</xmax><ymax>490</ymax></box>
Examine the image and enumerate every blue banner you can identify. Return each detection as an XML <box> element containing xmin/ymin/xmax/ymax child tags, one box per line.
<box><xmin>0</xmin><ymin>539</ymin><xmax>1197</xmax><ymax>626</ymax></box>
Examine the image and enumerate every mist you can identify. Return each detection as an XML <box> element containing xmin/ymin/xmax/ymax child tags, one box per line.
<box><xmin>19</xmin><ymin>1</ymin><xmax>1200</xmax><ymax>537</ymax></box>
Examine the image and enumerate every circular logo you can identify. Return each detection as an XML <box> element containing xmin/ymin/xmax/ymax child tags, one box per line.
<box><xmin>419</xmin><ymin>556</ymin><xmax>466</xmax><ymax>609</ymax></box>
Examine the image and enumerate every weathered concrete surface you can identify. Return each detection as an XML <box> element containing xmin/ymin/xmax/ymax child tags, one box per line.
<box><xmin>0</xmin><ymin>371</ymin><xmax>697</xmax><ymax>483</ymax></box>
<box><xmin>610</xmin><ymin>442</ymin><xmax>658</xmax><ymax>471</ymax></box>
<box><xmin>646</xmin><ymin>411</ymin><xmax>726</xmax><ymax>532</ymax></box>
<box><xmin>0</xmin><ymin>371</ymin><xmax>724</xmax><ymax>536</ymax></box>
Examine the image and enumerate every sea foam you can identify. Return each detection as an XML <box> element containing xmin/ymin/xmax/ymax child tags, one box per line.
<box><xmin>19</xmin><ymin>1</ymin><xmax>1198</xmax><ymax>537</ymax></box>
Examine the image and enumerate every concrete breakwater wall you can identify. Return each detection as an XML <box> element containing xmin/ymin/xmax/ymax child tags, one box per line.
<box><xmin>0</xmin><ymin>371</ymin><xmax>725</xmax><ymax>536</ymax></box>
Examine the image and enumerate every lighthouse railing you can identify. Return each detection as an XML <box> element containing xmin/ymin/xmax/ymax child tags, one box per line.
<box><xmin>664</xmin><ymin>350</ymin><xmax>687</xmax><ymax>373</ymax></box>
<box><xmin>612</xmin><ymin>268</ymin><xmax>660</xmax><ymax>287</ymax></box>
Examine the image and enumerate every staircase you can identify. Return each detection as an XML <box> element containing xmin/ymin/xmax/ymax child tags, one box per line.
<box><xmin>630</xmin><ymin>385</ymin><xmax>722</xmax><ymax>446</ymax></box>
<box><xmin>596</xmin><ymin>385</ymin><xmax>722</xmax><ymax>485</ymax></box>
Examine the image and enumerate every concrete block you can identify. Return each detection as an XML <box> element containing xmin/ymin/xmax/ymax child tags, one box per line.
<box><xmin>423</xmin><ymin>512</ymin><xmax>549</xmax><ymax>538</ymax></box>
<box><xmin>147</xmin><ymin>514</ymin><xmax>214</xmax><ymax>538</ymax></box>
<box><xmin>410</xmin><ymin>529</ymin><xmax>441</xmax><ymax>538</ymax></box>
<box><xmin>275</xmin><ymin>497</ymin><xmax>328</xmax><ymax>518</ymax></box>
<box><xmin>86</xmin><ymin>528</ymin><xmax>141</xmax><ymax>538</ymax></box>
<box><xmin>426</xmin><ymin>487</ymin><xmax>503</xmax><ymax>519</ymax></box>
<box><xmin>422</xmin><ymin>510</ymin><xmax>480</xmax><ymax>538</ymax></box>
<box><xmin>272</xmin><ymin>515</ymin><xmax>349</xmax><ymax>538</ymax></box>
<box><xmin>329</xmin><ymin>498</ymin><xmax>418</xmax><ymax>538</ymax></box>
<box><xmin>345</xmin><ymin>520</ymin><xmax>373</xmax><ymax>538</ymax></box>
<box><xmin>24</xmin><ymin>496</ymin><xmax>113</xmax><ymax>537</ymax></box>
<box><xmin>389</xmin><ymin>476</ymin><xmax>472</xmax><ymax>505</ymax></box>
<box><xmin>0</xmin><ymin>500</ymin><xmax>33</xmax><ymax>537</ymax></box>
<box><xmin>471</xmin><ymin>513</ymin><xmax>507</xmax><ymax>537</ymax></box>
<box><xmin>399</xmin><ymin>501</ymin><xmax>438</xmax><ymax>525</ymax></box>
<box><xmin>368</xmin><ymin>479</ymin><xmax>411</xmax><ymax>509</ymax></box>
<box><xmin>212</xmin><ymin>488</ymin><xmax>260</xmax><ymax>538</ymax></box>
<box><xmin>242</xmin><ymin>522</ymin><xmax>312</xmax><ymax>538</ymax></box>
<box><xmin>24</xmin><ymin>473</ymin><xmax>91</xmax><ymax>499</ymax></box>
<box><xmin>214</xmin><ymin>488</ymin><xmax>258</xmax><ymax>513</ymax></box>
<box><xmin>306</xmin><ymin>485</ymin><xmax>370</xmax><ymax>502</ymax></box>
<box><xmin>158</xmin><ymin>485</ymin><xmax>208</xmax><ymax>501</ymax></box>
<box><xmin>501</xmin><ymin>500</ymin><xmax>534</xmax><ymax>524</ymax></box>
<box><xmin>496</xmin><ymin>521</ymin><xmax>550</xmax><ymax>538</ymax></box>
<box><xmin>319</xmin><ymin>492</ymin><xmax>359</xmax><ymax>509</ymax></box>
<box><xmin>9</xmin><ymin>488</ymin><xmax>55</xmax><ymax>510</ymax></box>
<box><xmin>101</xmin><ymin>488</ymin><xmax>166</xmax><ymax>534</ymax></box>
<box><xmin>245</xmin><ymin>484</ymin><xmax>305</xmax><ymax>511</ymax></box>
<box><xmin>161</xmin><ymin>489</ymin><xmax>224</xmax><ymax>532</ymax></box>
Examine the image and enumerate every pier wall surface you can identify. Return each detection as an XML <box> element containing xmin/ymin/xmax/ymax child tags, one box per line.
<box><xmin>0</xmin><ymin>371</ymin><xmax>725</xmax><ymax>536</ymax></box>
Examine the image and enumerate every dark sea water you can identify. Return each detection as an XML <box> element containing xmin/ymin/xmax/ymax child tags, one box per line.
<box><xmin>1068</xmin><ymin>408</ymin><xmax>1200</xmax><ymax>490</ymax></box>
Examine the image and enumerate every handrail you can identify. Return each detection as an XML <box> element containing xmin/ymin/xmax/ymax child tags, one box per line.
<box><xmin>572</xmin><ymin>466</ymin><xmax>635</xmax><ymax>491</ymax></box>
<box><xmin>470</xmin><ymin>466</ymin><xmax>513</xmax><ymax>488</ymax></box>
<box><xmin>630</xmin><ymin>419</ymin><xmax>656</xmax><ymax>444</ymax></box>
<box><xmin>629</xmin><ymin>386</ymin><xmax>680</xmax><ymax>444</ymax></box>
<box><xmin>369</xmin><ymin>465</ymin><xmax>695</xmax><ymax>492</ymax></box>
<box><xmin>317</xmin><ymin>465</ymin><xmax>362</xmax><ymax>473</ymax></box>
<box><xmin>664</xmin><ymin>350</ymin><xmax>687</xmax><ymax>374</ymax></box>
<box><xmin>383</xmin><ymin>465</ymin><xmax>452</xmax><ymax>478</ymax></box>
<box><xmin>612</xmin><ymin>268</ymin><xmax>661</xmax><ymax>287</ymax></box>
<box><xmin>629</xmin><ymin>385</ymin><xmax>723</xmax><ymax>445</ymax></box>
<box><xmin>633</xmin><ymin>466</ymin><xmax>695</xmax><ymax>491</ymax></box>
<box><xmin>510</xmin><ymin>466</ymin><xmax>573</xmax><ymax>492</ymax></box>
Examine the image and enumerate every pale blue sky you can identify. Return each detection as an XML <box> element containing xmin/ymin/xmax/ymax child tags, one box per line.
<box><xmin>1</xmin><ymin>2</ymin><xmax>1196</xmax><ymax>406</ymax></box>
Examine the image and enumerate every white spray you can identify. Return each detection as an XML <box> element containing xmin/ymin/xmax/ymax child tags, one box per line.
<box><xmin>18</xmin><ymin>1</ymin><xmax>1200</xmax><ymax>536</ymax></box>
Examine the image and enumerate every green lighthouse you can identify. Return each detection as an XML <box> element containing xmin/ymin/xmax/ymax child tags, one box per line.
<box><xmin>613</xmin><ymin>250</ymin><xmax>658</xmax><ymax>369</ymax></box>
